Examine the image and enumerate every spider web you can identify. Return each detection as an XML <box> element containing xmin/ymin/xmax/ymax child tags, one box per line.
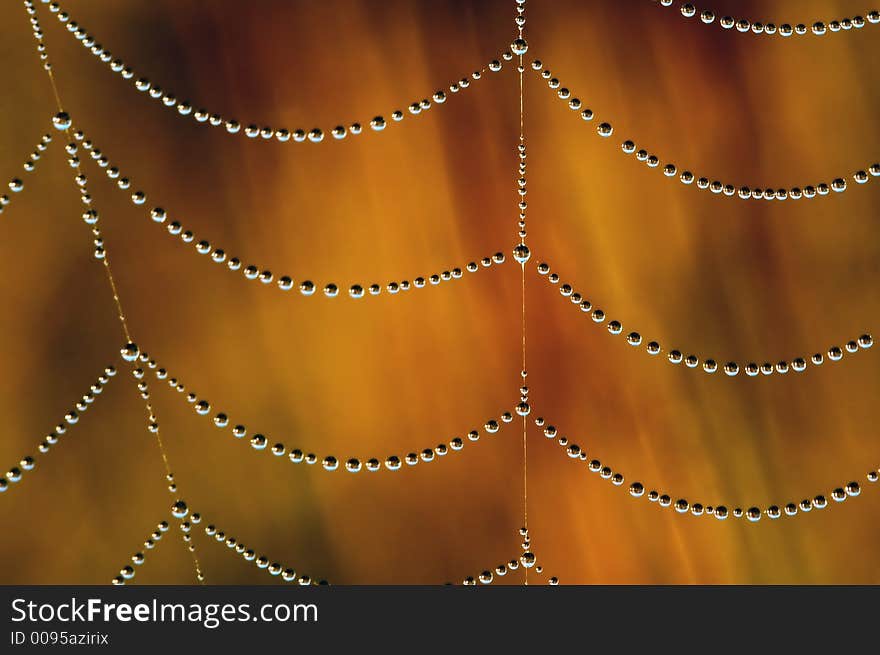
<box><xmin>3</xmin><ymin>0</ymin><xmax>879</xmax><ymax>585</ymax></box>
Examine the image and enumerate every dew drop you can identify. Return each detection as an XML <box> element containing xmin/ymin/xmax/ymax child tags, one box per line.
<box><xmin>171</xmin><ymin>500</ymin><xmax>188</xmax><ymax>519</ymax></box>
<box><xmin>53</xmin><ymin>112</ymin><xmax>71</xmax><ymax>130</ymax></box>
<box><xmin>121</xmin><ymin>342</ymin><xmax>139</xmax><ymax>362</ymax></box>
<box><xmin>511</xmin><ymin>37</ymin><xmax>528</xmax><ymax>55</ymax></box>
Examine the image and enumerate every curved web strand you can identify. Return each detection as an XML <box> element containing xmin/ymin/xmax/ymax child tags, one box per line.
<box><xmin>538</xmin><ymin>261</ymin><xmax>874</xmax><ymax>379</ymax></box>
<box><xmin>72</xmin><ymin>127</ymin><xmax>507</xmax><ymax>299</ymax></box>
<box><xmin>44</xmin><ymin>0</ymin><xmax>514</xmax><ymax>144</ymax></box>
<box><xmin>653</xmin><ymin>1</ymin><xmax>880</xmax><ymax>38</ymax></box>
<box><xmin>530</xmin><ymin>59</ymin><xmax>880</xmax><ymax>201</ymax></box>
<box><xmin>138</xmin><ymin>347</ymin><xmax>516</xmax><ymax>473</ymax></box>
<box><xmin>536</xmin><ymin>414</ymin><xmax>880</xmax><ymax>522</ymax></box>
<box><xmin>456</xmin><ymin>527</ymin><xmax>558</xmax><ymax>586</ymax></box>
<box><xmin>459</xmin><ymin>554</ymin><xmax>558</xmax><ymax>586</ymax></box>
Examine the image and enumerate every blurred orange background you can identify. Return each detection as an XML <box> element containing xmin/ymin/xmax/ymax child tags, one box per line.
<box><xmin>1</xmin><ymin>0</ymin><xmax>879</xmax><ymax>584</ymax></box>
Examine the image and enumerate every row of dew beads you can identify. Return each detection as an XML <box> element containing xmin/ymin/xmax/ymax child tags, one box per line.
<box><xmin>538</xmin><ymin>262</ymin><xmax>874</xmax><ymax>378</ymax></box>
<box><xmin>0</xmin><ymin>130</ymin><xmax>53</xmax><ymax>217</ymax></box>
<box><xmin>0</xmin><ymin>365</ymin><xmax>116</xmax><ymax>494</ymax></box>
<box><xmin>68</xmin><ymin>126</ymin><xmax>507</xmax><ymax>298</ymax></box>
<box><xmin>121</xmin><ymin>342</ymin><xmax>208</xmax><ymax>583</ymax></box>
<box><xmin>43</xmin><ymin>0</ymin><xmax>514</xmax><ymax>143</ymax></box>
<box><xmin>136</xmin><ymin>350</ymin><xmax>517</xmax><ymax>472</ymax></box>
<box><xmin>657</xmin><ymin>1</ymin><xmax>880</xmax><ymax>37</ymax></box>
<box><xmin>460</xmin><ymin>527</ymin><xmax>559</xmax><ymax>586</ymax></box>
<box><xmin>201</xmin><ymin>513</ymin><xmax>328</xmax><ymax>585</ymax></box>
<box><xmin>529</xmin><ymin>59</ymin><xmax>880</xmax><ymax>201</ymax></box>
<box><xmin>538</xmin><ymin>415</ymin><xmax>880</xmax><ymax>522</ymax></box>
<box><xmin>111</xmin><ymin>518</ymin><xmax>171</xmax><ymax>585</ymax></box>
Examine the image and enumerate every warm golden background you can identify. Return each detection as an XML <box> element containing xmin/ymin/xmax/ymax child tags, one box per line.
<box><xmin>1</xmin><ymin>0</ymin><xmax>879</xmax><ymax>584</ymax></box>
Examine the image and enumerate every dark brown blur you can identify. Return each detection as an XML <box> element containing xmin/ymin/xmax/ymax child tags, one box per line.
<box><xmin>1</xmin><ymin>0</ymin><xmax>879</xmax><ymax>584</ymax></box>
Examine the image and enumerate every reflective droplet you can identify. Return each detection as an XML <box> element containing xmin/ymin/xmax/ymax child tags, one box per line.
<box><xmin>511</xmin><ymin>37</ymin><xmax>529</xmax><ymax>55</ymax></box>
<box><xmin>171</xmin><ymin>500</ymin><xmax>188</xmax><ymax>519</ymax></box>
<box><xmin>513</xmin><ymin>244</ymin><xmax>530</xmax><ymax>264</ymax></box>
<box><xmin>121</xmin><ymin>342</ymin><xmax>139</xmax><ymax>362</ymax></box>
<box><xmin>53</xmin><ymin>112</ymin><xmax>72</xmax><ymax>130</ymax></box>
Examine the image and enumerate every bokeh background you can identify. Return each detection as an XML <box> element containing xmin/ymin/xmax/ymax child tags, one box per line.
<box><xmin>1</xmin><ymin>0</ymin><xmax>879</xmax><ymax>584</ymax></box>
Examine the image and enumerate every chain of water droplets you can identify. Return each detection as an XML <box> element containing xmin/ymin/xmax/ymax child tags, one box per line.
<box><xmin>64</xmin><ymin>127</ymin><xmax>507</xmax><ymax>299</ymax></box>
<box><xmin>537</xmin><ymin>415</ymin><xmax>880</xmax><ymax>522</ymax></box>
<box><xmin>40</xmin><ymin>0</ymin><xmax>514</xmax><ymax>143</ymax></box>
<box><xmin>111</xmin><ymin>518</ymin><xmax>170</xmax><ymax>585</ymax></box>
<box><xmin>655</xmin><ymin>1</ymin><xmax>880</xmax><ymax>38</ymax></box>
<box><xmin>24</xmin><ymin>0</ymin><xmax>206</xmax><ymax>584</ymax></box>
<box><xmin>0</xmin><ymin>128</ymin><xmax>54</xmax><ymax>217</ymax></box>
<box><xmin>119</xmin><ymin>518</ymin><xmax>555</xmax><ymax>586</ymax></box>
<box><xmin>511</xmin><ymin>0</ymin><xmax>532</xmax><ymax>587</ymax></box>
<box><xmin>538</xmin><ymin>261</ymin><xmax>874</xmax><ymax>377</ymax></box>
<box><xmin>463</xmin><ymin>561</ymin><xmax>559</xmax><ymax>586</ymax></box>
<box><xmin>458</xmin><ymin>528</ymin><xmax>558</xmax><ymax>585</ymax></box>
<box><xmin>0</xmin><ymin>365</ymin><xmax>116</xmax><ymax>495</ymax></box>
<box><xmin>530</xmin><ymin>59</ymin><xmax>880</xmax><ymax>201</ymax></box>
<box><xmin>201</xmin><ymin>512</ymin><xmax>328</xmax><ymax>585</ymax></box>
<box><xmin>131</xmin><ymin>346</ymin><xmax>517</xmax><ymax>472</ymax></box>
<box><xmin>113</xmin><ymin>504</ymin><xmax>330</xmax><ymax>586</ymax></box>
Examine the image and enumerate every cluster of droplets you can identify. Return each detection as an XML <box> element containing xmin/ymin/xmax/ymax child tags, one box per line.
<box><xmin>67</xmin><ymin>127</ymin><xmax>506</xmax><ymax>298</ymax></box>
<box><xmin>121</xmin><ymin>343</ymin><xmax>206</xmax><ymax>583</ymax></box>
<box><xmin>459</xmin><ymin>528</ymin><xmax>559</xmax><ymax>586</ymax></box>
<box><xmin>0</xmin><ymin>130</ymin><xmax>53</xmax><ymax>217</ymax></box>
<box><xmin>530</xmin><ymin>59</ymin><xmax>880</xmax><ymax>201</ymax></box>
<box><xmin>540</xmin><ymin>414</ymin><xmax>880</xmax><ymax>522</ymax></box>
<box><xmin>42</xmin><ymin>0</ymin><xmax>512</xmax><ymax>143</ymax></box>
<box><xmin>111</xmin><ymin>519</ymin><xmax>171</xmax><ymax>585</ymax></box>
<box><xmin>538</xmin><ymin>261</ymin><xmax>874</xmax><ymax>378</ymax></box>
<box><xmin>139</xmin><ymin>352</ymin><xmax>516</xmax><ymax>473</ymax></box>
<box><xmin>658</xmin><ymin>1</ymin><xmax>880</xmax><ymax>38</ymax></box>
<box><xmin>0</xmin><ymin>365</ymin><xmax>115</xmax><ymax>495</ymax></box>
<box><xmin>202</xmin><ymin>514</ymin><xmax>327</xmax><ymax>585</ymax></box>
